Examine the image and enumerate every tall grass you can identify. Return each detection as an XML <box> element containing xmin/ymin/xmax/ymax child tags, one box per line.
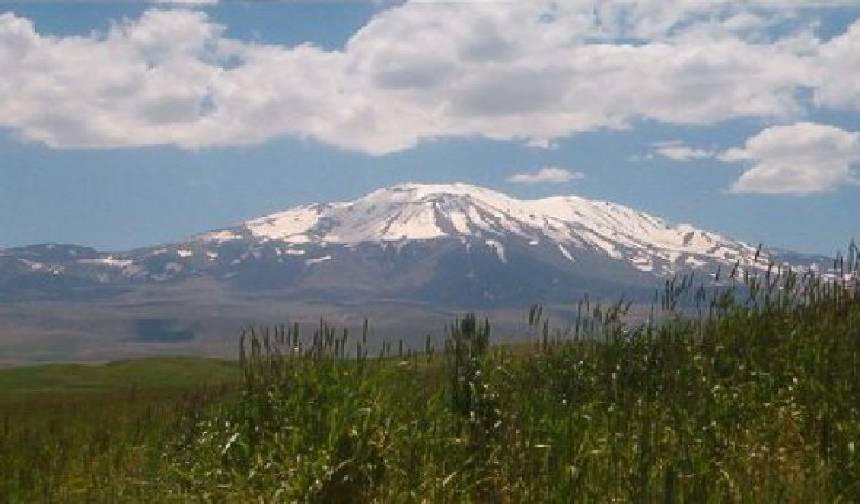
<box><xmin>159</xmin><ymin>262</ymin><xmax>860</xmax><ymax>501</ymax></box>
<box><xmin>2</xmin><ymin>259</ymin><xmax>859</xmax><ymax>501</ymax></box>
<box><xmin>0</xmin><ymin>386</ymin><xmax>230</xmax><ymax>501</ymax></box>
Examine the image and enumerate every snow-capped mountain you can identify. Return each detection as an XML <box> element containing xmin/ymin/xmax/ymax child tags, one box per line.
<box><xmin>0</xmin><ymin>183</ymin><xmax>825</xmax><ymax>306</ymax></box>
<box><xmin>201</xmin><ymin>183</ymin><xmax>764</xmax><ymax>275</ymax></box>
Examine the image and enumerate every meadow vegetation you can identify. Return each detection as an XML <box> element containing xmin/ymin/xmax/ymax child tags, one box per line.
<box><xmin>1</xmin><ymin>261</ymin><xmax>859</xmax><ymax>501</ymax></box>
<box><xmin>0</xmin><ymin>359</ymin><xmax>237</xmax><ymax>501</ymax></box>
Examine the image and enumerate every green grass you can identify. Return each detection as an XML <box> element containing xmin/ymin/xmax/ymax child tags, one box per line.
<box><xmin>2</xmin><ymin>264</ymin><xmax>860</xmax><ymax>501</ymax></box>
<box><xmin>0</xmin><ymin>357</ymin><xmax>238</xmax><ymax>393</ymax></box>
<box><xmin>0</xmin><ymin>358</ymin><xmax>238</xmax><ymax>501</ymax></box>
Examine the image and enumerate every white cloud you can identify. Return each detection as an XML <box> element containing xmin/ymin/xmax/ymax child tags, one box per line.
<box><xmin>813</xmin><ymin>20</ymin><xmax>860</xmax><ymax>111</ymax></box>
<box><xmin>653</xmin><ymin>141</ymin><xmax>716</xmax><ymax>161</ymax></box>
<box><xmin>721</xmin><ymin>122</ymin><xmax>860</xmax><ymax>194</ymax></box>
<box><xmin>153</xmin><ymin>0</ymin><xmax>217</xmax><ymax>5</ymax></box>
<box><xmin>0</xmin><ymin>3</ymin><xmax>858</xmax><ymax>154</ymax></box>
<box><xmin>508</xmin><ymin>166</ymin><xmax>584</xmax><ymax>184</ymax></box>
<box><xmin>525</xmin><ymin>138</ymin><xmax>559</xmax><ymax>150</ymax></box>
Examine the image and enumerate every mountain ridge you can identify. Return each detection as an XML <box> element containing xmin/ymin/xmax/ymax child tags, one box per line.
<box><xmin>0</xmin><ymin>183</ymin><xmax>832</xmax><ymax>306</ymax></box>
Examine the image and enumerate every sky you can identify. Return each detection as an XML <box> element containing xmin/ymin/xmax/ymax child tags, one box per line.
<box><xmin>0</xmin><ymin>1</ymin><xmax>859</xmax><ymax>255</ymax></box>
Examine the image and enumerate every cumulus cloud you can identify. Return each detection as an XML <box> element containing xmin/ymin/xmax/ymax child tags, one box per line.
<box><xmin>653</xmin><ymin>141</ymin><xmax>716</xmax><ymax>161</ymax></box>
<box><xmin>0</xmin><ymin>2</ymin><xmax>858</xmax><ymax>154</ymax></box>
<box><xmin>508</xmin><ymin>166</ymin><xmax>584</xmax><ymax>184</ymax></box>
<box><xmin>813</xmin><ymin>20</ymin><xmax>860</xmax><ymax>110</ymax></box>
<box><xmin>721</xmin><ymin>122</ymin><xmax>860</xmax><ymax>194</ymax></box>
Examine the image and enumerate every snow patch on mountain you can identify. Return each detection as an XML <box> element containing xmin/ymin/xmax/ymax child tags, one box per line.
<box><xmin>247</xmin><ymin>205</ymin><xmax>327</xmax><ymax>244</ymax></box>
<box><xmin>78</xmin><ymin>257</ymin><xmax>134</xmax><ymax>268</ymax></box>
<box><xmin>19</xmin><ymin>258</ymin><xmax>46</xmax><ymax>271</ymax></box>
<box><xmin>199</xmin><ymin>230</ymin><xmax>242</xmax><ymax>243</ymax></box>
<box><xmin>558</xmin><ymin>244</ymin><xmax>575</xmax><ymax>263</ymax></box>
<box><xmin>485</xmin><ymin>239</ymin><xmax>506</xmax><ymax>263</ymax></box>
<box><xmin>306</xmin><ymin>255</ymin><xmax>332</xmax><ymax>266</ymax></box>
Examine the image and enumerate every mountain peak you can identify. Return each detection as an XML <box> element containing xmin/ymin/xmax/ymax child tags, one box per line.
<box><xmin>363</xmin><ymin>182</ymin><xmax>516</xmax><ymax>203</ymax></box>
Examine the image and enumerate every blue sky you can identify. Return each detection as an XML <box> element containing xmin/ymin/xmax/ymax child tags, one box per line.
<box><xmin>0</xmin><ymin>1</ymin><xmax>859</xmax><ymax>255</ymax></box>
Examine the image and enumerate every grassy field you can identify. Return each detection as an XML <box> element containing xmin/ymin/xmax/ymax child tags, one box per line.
<box><xmin>1</xmin><ymin>265</ymin><xmax>859</xmax><ymax>501</ymax></box>
<box><xmin>0</xmin><ymin>357</ymin><xmax>238</xmax><ymax>393</ymax></box>
<box><xmin>0</xmin><ymin>358</ymin><xmax>238</xmax><ymax>501</ymax></box>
